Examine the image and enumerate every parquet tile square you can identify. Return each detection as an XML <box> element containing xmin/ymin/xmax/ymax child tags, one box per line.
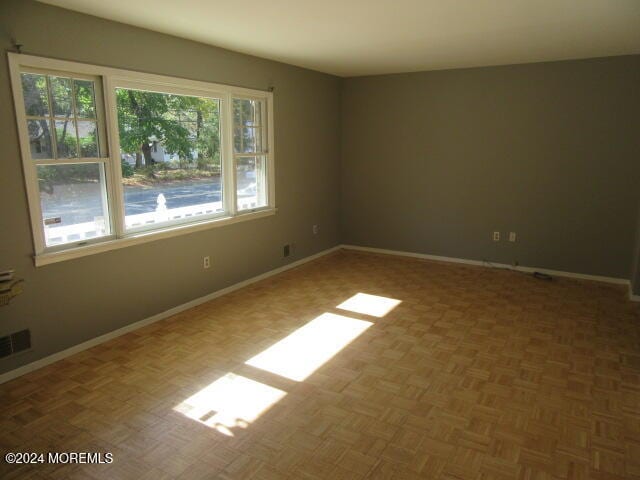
<box><xmin>1</xmin><ymin>250</ymin><xmax>639</xmax><ymax>479</ymax></box>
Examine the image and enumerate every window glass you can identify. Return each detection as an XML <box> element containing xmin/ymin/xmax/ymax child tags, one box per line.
<box><xmin>236</xmin><ymin>156</ymin><xmax>267</xmax><ymax>211</ymax></box>
<box><xmin>54</xmin><ymin>119</ymin><xmax>78</xmax><ymax>158</ymax></box>
<box><xmin>20</xmin><ymin>72</ymin><xmax>101</xmax><ymax>160</ymax></box>
<box><xmin>77</xmin><ymin>120</ymin><xmax>99</xmax><ymax>158</ymax></box>
<box><xmin>233</xmin><ymin>99</ymin><xmax>264</xmax><ymax>154</ymax></box>
<box><xmin>50</xmin><ymin>76</ymin><xmax>73</xmax><ymax>117</ymax></box>
<box><xmin>233</xmin><ymin>98</ymin><xmax>267</xmax><ymax>211</ymax></box>
<box><xmin>74</xmin><ymin>80</ymin><xmax>97</xmax><ymax>118</ymax></box>
<box><xmin>27</xmin><ymin>119</ymin><xmax>53</xmax><ymax>159</ymax></box>
<box><xmin>116</xmin><ymin>88</ymin><xmax>223</xmax><ymax>230</ymax></box>
<box><xmin>13</xmin><ymin>57</ymin><xmax>273</xmax><ymax>259</ymax></box>
<box><xmin>21</xmin><ymin>73</ymin><xmax>49</xmax><ymax>116</ymax></box>
<box><xmin>233</xmin><ymin>126</ymin><xmax>262</xmax><ymax>154</ymax></box>
<box><xmin>37</xmin><ymin>163</ymin><xmax>110</xmax><ymax>246</ymax></box>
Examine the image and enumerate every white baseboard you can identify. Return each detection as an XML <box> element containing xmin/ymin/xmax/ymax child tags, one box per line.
<box><xmin>0</xmin><ymin>245</ymin><xmax>341</xmax><ymax>385</ymax></box>
<box><xmin>340</xmin><ymin>244</ymin><xmax>631</xmax><ymax>286</ymax></box>
<box><xmin>2</xmin><ymin>243</ymin><xmax>634</xmax><ymax>385</ymax></box>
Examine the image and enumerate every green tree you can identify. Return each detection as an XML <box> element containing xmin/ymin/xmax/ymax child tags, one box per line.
<box><xmin>116</xmin><ymin>90</ymin><xmax>220</xmax><ymax>172</ymax></box>
<box><xmin>194</xmin><ymin>98</ymin><xmax>221</xmax><ymax>171</ymax></box>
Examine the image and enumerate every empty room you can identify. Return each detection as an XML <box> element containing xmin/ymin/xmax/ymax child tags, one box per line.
<box><xmin>1</xmin><ymin>0</ymin><xmax>640</xmax><ymax>478</ymax></box>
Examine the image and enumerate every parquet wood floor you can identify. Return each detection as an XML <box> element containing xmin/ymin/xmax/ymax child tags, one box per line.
<box><xmin>1</xmin><ymin>250</ymin><xmax>639</xmax><ymax>479</ymax></box>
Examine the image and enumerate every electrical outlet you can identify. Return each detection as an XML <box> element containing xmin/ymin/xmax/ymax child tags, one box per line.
<box><xmin>283</xmin><ymin>245</ymin><xmax>290</xmax><ymax>257</ymax></box>
<box><xmin>509</xmin><ymin>232</ymin><xmax>516</xmax><ymax>242</ymax></box>
<box><xmin>312</xmin><ymin>224</ymin><xmax>319</xmax><ymax>235</ymax></box>
<box><xmin>203</xmin><ymin>256</ymin><xmax>211</xmax><ymax>269</ymax></box>
<box><xmin>493</xmin><ymin>231</ymin><xmax>500</xmax><ymax>241</ymax></box>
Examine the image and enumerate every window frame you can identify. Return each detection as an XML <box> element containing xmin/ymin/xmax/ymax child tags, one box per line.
<box><xmin>233</xmin><ymin>96</ymin><xmax>271</xmax><ymax>213</ymax></box>
<box><xmin>107</xmin><ymin>78</ymin><xmax>230</xmax><ymax>236</ymax></box>
<box><xmin>8</xmin><ymin>53</ymin><xmax>276</xmax><ymax>266</ymax></box>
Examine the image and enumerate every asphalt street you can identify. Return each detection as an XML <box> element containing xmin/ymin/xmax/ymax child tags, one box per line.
<box><xmin>41</xmin><ymin>173</ymin><xmax>255</xmax><ymax>226</ymax></box>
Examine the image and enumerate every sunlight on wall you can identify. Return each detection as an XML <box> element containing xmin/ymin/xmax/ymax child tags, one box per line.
<box><xmin>336</xmin><ymin>292</ymin><xmax>401</xmax><ymax>317</ymax></box>
<box><xmin>173</xmin><ymin>373</ymin><xmax>286</xmax><ymax>436</ymax></box>
<box><xmin>246</xmin><ymin>313</ymin><xmax>373</xmax><ymax>381</ymax></box>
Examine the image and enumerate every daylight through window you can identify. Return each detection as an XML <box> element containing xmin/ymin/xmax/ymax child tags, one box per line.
<box><xmin>9</xmin><ymin>54</ymin><xmax>274</xmax><ymax>264</ymax></box>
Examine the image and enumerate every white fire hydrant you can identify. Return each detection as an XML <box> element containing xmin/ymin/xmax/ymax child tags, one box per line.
<box><xmin>155</xmin><ymin>193</ymin><xmax>169</xmax><ymax>222</ymax></box>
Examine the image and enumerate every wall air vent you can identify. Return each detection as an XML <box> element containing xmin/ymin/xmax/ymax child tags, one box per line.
<box><xmin>0</xmin><ymin>329</ymin><xmax>31</xmax><ymax>359</ymax></box>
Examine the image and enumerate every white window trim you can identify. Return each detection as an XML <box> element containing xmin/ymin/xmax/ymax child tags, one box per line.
<box><xmin>8</xmin><ymin>53</ymin><xmax>276</xmax><ymax>267</ymax></box>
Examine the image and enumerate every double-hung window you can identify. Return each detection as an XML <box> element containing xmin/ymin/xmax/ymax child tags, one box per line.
<box><xmin>9</xmin><ymin>54</ymin><xmax>275</xmax><ymax>266</ymax></box>
<box><xmin>233</xmin><ymin>98</ymin><xmax>269</xmax><ymax>212</ymax></box>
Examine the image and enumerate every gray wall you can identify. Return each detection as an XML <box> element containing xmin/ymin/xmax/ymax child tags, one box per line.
<box><xmin>341</xmin><ymin>56</ymin><xmax>640</xmax><ymax>278</ymax></box>
<box><xmin>2</xmin><ymin>1</ymin><xmax>639</xmax><ymax>377</ymax></box>
<box><xmin>0</xmin><ymin>0</ymin><xmax>341</xmax><ymax>374</ymax></box>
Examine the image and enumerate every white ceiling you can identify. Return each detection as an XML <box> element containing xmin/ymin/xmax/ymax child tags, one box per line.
<box><xmin>38</xmin><ymin>0</ymin><xmax>640</xmax><ymax>77</ymax></box>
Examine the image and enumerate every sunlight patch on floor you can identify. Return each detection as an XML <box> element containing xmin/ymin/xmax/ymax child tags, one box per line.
<box><xmin>174</xmin><ymin>296</ymin><xmax>389</xmax><ymax>431</ymax></box>
<box><xmin>336</xmin><ymin>292</ymin><xmax>401</xmax><ymax>317</ymax></box>
<box><xmin>246</xmin><ymin>312</ymin><xmax>372</xmax><ymax>381</ymax></box>
<box><xmin>173</xmin><ymin>373</ymin><xmax>286</xmax><ymax>435</ymax></box>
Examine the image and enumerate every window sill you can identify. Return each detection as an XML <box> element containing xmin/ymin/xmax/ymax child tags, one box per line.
<box><xmin>34</xmin><ymin>208</ymin><xmax>277</xmax><ymax>267</ymax></box>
